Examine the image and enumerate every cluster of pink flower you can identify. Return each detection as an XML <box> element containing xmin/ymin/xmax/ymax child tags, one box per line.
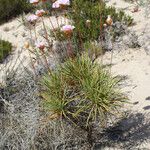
<box><xmin>30</xmin><ymin>0</ymin><xmax>70</xmax><ymax>8</ymax></box>
<box><xmin>27</xmin><ymin>0</ymin><xmax>75</xmax><ymax>50</ymax></box>
<box><xmin>27</xmin><ymin>14</ymin><xmax>39</xmax><ymax>23</ymax></box>
<box><xmin>52</xmin><ymin>0</ymin><xmax>70</xmax><ymax>9</ymax></box>
<box><xmin>60</xmin><ymin>25</ymin><xmax>75</xmax><ymax>37</ymax></box>
<box><xmin>30</xmin><ymin>0</ymin><xmax>47</xmax><ymax>5</ymax></box>
<box><xmin>27</xmin><ymin>9</ymin><xmax>46</xmax><ymax>22</ymax></box>
<box><xmin>35</xmin><ymin>41</ymin><xmax>45</xmax><ymax>51</ymax></box>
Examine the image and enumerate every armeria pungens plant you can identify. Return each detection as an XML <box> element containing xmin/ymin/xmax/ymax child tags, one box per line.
<box><xmin>41</xmin><ymin>54</ymin><xmax>127</xmax><ymax>127</ymax></box>
<box><xmin>41</xmin><ymin>70</ymin><xmax>75</xmax><ymax>119</ymax></box>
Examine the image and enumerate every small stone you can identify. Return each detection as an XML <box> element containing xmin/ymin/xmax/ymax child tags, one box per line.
<box><xmin>122</xmin><ymin>31</ymin><xmax>139</xmax><ymax>48</ymax></box>
<box><xmin>38</xmin><ymin>29</ymin><xmax>46</xmax><ymax>36</ymax></box>
<box><xmin>21</xmin><ymin>32</ymin><xmax>26</xmax><ymax>37</ymax></box>
<box><xmin>131</xmin><ymin>6</ymin><xmax>139</xmax><ymax>13</ymax></box>
<box><xmin>145</xmin><ymin>96</ymin><xmax>150</xmax><ymax>100</ymax></box>
<box><xmin>0</xmin><ymin>100</ymin><xmax>5</xmax><ymax>113</ymax></box>
<box><xmin>3</xmin><ymin>26</ymin><xmax>10</xmax><ymax>32</ymax></box>
<box><xmin>25</xmin><ymin>38</ymin><xmax>35</xmax><ymax>47</ymax></box>
<box><xmin>133</xmin><ymin>101</ymin><xmax>139</xmax><ymax>105</ymax></box>
<box><xmin>12</xmin><ymin>32</ymin><xmax>18</xmax><ymax>37</ymax></box>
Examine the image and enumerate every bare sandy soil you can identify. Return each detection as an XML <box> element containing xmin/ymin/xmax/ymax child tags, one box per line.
<box><xmin>0</xmin><ymin>15</ymin><xmax>68</xmax><ymax>83</ymax></box>
<box><xmin>101</xmin><ymin>0</ymin><xmax>150</xmax><ymax>148</ymax></box>
<box><xmin>105</xmin><ymin>0</ymin><xmax>150</xmax><ymax>113</ymax></box>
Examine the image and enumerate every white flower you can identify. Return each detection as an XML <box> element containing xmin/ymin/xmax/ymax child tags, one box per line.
<box><xmin>61</xmin><ymin>25</ymin><xmax>75</xmax><ymax>32</ymax></box>
<box><xmin>86</xmin><ymin>20</ymin><xmax>91</xmax><ymax>27</ymax></box>
<box><xmin>30</xmin><ymin>0</ymin><xmax>39</xmax><ymax>4</ymax></box>
<box><xmin>35</xmin><ymin>9</ymin><xmax>45</xmax><ymax>17</ymax></box>
<box><xmin>27</xmin><ymin>14</ymin><xmax>38</xmax><ymax>22</ymax></box>
<box><xmin>103</xmin><ymin>23</ymin><xmax>107</xmax><ymax>27</ymax></box>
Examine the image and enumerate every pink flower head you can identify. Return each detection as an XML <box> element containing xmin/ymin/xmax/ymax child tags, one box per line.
<box><xmin>52</xmin><ymin>1</ymin><xmax>60</xmax><ymax>8</ymax></box>
<box><xmin>30</xmin><ymin>0</ymin><xmax>39</xmax><ymax>4</ymax></box>
<box><xmin>35</xmin><ymin>9</ymin><xmax>45</xmax><ymax>17</ymax></box>
<box><xmin>35</xmin><ymin>41</ymin><xmax>45</xmax><ymax>50</ymax></box>
<box><xmin>61</xmin><ymin>25</ymin><xmax>75</xmax><ymax>38</ymax></box>
<box><xmin>61</xmin><ymin>25</ymin><xmax>75</xmax><ymax>32</ymax></box>
<box><xmin>59</xmin><ymin>0</ymin><xmax>70</xmax><ymax>5</ymax></box>
<box><xmin>52</xmin><ymin>0</ymin><xmax>70</xmax><ymax>9</ymax></box>
<box><xmin>27</xmin><ymin>14</ymin><xmax>38</xmax><ymax>23</ymax></box>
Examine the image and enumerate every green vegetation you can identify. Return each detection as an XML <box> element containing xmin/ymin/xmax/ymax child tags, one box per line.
<box><xmin>0</xmin><ymin>40</ymin><xmax>12</xmax><ymax>63</ymax></box>
<box><xmin>41</xmin><ymin>54</ymin><xmax>126</xmax><ymax>127</ymax></box>
<box><xmin>123</xmin><ymin>0</ymin><xmax>135</xmax><ymax>3</ymax></box>
<box><xmin>70</xmin><ymin>0</ymin><xmax>133</xmax><ymax>42</ymax></box>
<box><xmin>50</xmin><ymin>0</ymin><xmax>133</xmax><ymax>51</ymax></box>
<box><xmin>0</xmin><ymin>0</ymin><xmax>33</xmax><ymax>24</ymax></box>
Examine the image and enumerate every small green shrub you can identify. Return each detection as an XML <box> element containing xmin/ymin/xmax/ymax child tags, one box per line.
<box><xmin>69</xmin><ymin>0</ymin><xmax>133</xmax><ymax>42</ymax></box>
<box><xmin>0</xmin><ymin>0</ymin><xmax>33</xmax><ymax>24</ymax></box>
<box><xmin>41</xmin><ymin>55</ymin><xmax>127</xmax><ymax>127</ymax></box>
<box><xmin>0</xmin><ymin>40</ymin><xmax>12</xmax><ymax>63</ymax></box>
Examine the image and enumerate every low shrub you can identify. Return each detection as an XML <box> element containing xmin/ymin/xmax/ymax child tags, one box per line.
<box><xmin>49</xmin><ymin>0</ymin><xmax>133</xmax><ymax>53</ymax></box>
<box><xmin>0</xmin><ymin>0</ymin><xmax>33</xmax><ymax>24</ymax></box>
<box><xmin>0</xmin><ymin>40</ymin><xmax>12</xmax><ymax>63</ymax></box>
<box><xmin>70</xmin><ymin>0</ymin><xmax>133</xmax><ymax>43</ymax></box>
<box><xmin>41</xmin><ymin>54</ymin><xmax>127</xmax><ymax>128</ymax></box>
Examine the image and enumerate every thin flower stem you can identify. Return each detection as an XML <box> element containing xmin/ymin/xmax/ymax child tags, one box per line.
<box><xmin>53</xmin><ymin>9</ymin><xmax>61</xmax><ymax>28</ymax></box>
<box><xmin>34</xmin><ymin>25</ymin><xmax>37</xmax><ymax>41</ymax></box>
<box><xmin>48</xmin><ymin>17</ymin><xmax>58</xmax><ymax>39</ymax></box>
<box><xmin>110</xmin><ymin>39</ymin><xmax>114</xmax><ymax>73</ymax></box>
<box><xmin>41</xmin><ymin>50</ymin><xmax>52</xmax><ymax>74</ymax></box>
<box><xmin>67</xmin><ymin>38</ymin><xmax>74</xmax><ymax>59</ymax></box>
<box><xmin>29</xmin><ymin>28</ymin><xmax>33</xmax><ymax>39</ymax></box>
<box><xmin>27</xmin><ymin>49</ymin><xmax>37</xmax><ymax>76</ymax></box>
<box><xmin>48</xmin><ymin>16</ymin><xmax>68</xmax><ymax>60</ymax></box>
<box><xmin>41</xmin><ymin>16</ymin><xmax>52</xmax><ymax>50</ymax></box>
<box><xmin>99</xmin><ymin>1</ymin><xmax>104</xmax><ymax>65</ymax></box>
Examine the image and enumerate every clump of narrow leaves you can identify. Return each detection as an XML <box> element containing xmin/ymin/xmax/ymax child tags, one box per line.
<box><xmin>41</xmin><ymin>54</ymin><xmax>127</xmax><ymax>127</ymax></box>
<box><xmin>0</xmin><ymin>40</ymin><xmax>12</xmax><ymax>63</ymax></box>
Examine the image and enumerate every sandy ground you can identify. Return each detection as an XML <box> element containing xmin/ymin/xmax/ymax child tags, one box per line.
<box><xmin>105</xmin><ymin>0</ymin><xmax>150</xmax><ymax>112</ymax></box>
<box><xmin>0</xmin><ymin>15</ymin><xmax>68</xmax><ymax>83</ymax></box>
<box><xmin>101</xmin><ymin>0</ymin><xmax>150</xmax><ymax>148</ymax></box>
<box><xmin>0</xmin><ymin>0</ymin><xmax>150</xmax><ymax>149</ymax></box>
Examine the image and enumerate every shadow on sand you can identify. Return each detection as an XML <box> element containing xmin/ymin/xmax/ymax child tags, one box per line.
<box><xmin>95</xmin><ymin>112</ymin><xmax>150</xmax><ymax>149</ymax></box>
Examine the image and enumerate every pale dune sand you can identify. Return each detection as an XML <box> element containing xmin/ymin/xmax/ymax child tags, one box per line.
<box><xmin>105</xmin><ymin>0</ymin><xmax>150</xmax><ymax>112</ymax></box>
<box><xmin>0</xmin><ymin>15</ymin><xmax>68</xmax><ymax>83</ymax></box>
<box><xmin>102</xmin><ymin>0</ymin><xmax>150</xmax><ymax>148</ymax></box>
